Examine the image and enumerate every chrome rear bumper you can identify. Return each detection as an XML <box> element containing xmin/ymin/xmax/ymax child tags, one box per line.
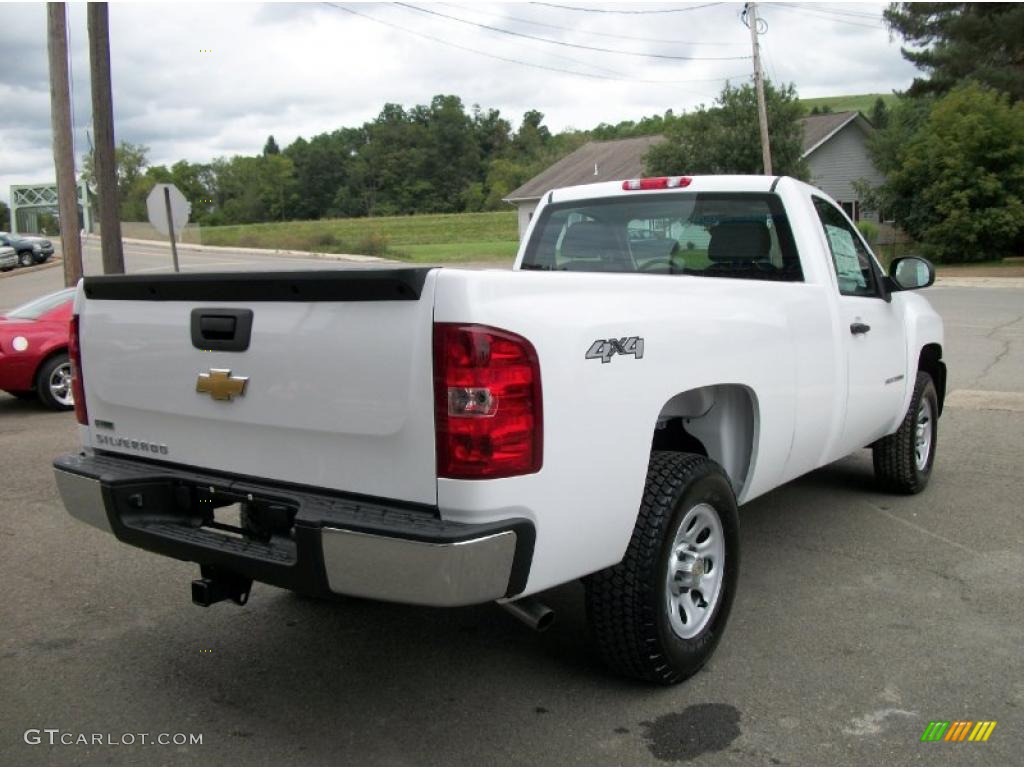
<box><xmin>53</xmin><ymin>453</ymin><xmax>533</xmax><ymax>607</ymax></box>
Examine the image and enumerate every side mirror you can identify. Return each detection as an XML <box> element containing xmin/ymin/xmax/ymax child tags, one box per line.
<box><xmin>890</xmin><ymin>256</ymin><xmax>935</xmax><ymax>291</ymax></box>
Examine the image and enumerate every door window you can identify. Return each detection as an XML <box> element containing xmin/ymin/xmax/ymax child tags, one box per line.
<box><xmin>813</xmin><ymin>197</ymin><xmax>879</xmax><ymax>297</ymax></box>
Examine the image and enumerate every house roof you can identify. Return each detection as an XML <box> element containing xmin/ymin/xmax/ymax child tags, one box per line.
<box><xmin>503</xmin><ymin>112</ymin><xmax>872</xmax><ymax>203</ymax></box>
<box><xmin>503</xmin><ymin>135</ymin><xmax>666</xmax><ymax>202</ymax></box>
<box><xmin>799</xmin><ymin>111</ymin><xmax>862</xmax><ymax>157</ymax></box>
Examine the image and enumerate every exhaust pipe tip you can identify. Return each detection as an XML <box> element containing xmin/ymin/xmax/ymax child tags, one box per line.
<box><xmin>501</xmin><ymin>597</ymin><xmax>555</xmax><ymax>632</ymax></box>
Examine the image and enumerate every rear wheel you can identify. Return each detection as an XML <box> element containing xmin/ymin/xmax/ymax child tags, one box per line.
<box><xmin>873</xmin><ymin>371</ymin><xmax>937</xmax><ymax>494</ymax></box>
<box><xmin>35</xmin><ymin>353</ymin><xmax>74</xmax><ymax>411</ymax></box>
<box><xmin>586</xmin><ymin>451</ymin><xmax>740</xmax><ymax>684</ymax></box>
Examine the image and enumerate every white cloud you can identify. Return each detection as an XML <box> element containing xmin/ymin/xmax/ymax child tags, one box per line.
<box><xmin>0</xmin><ymin>1</ymin><xmax>918</xmax><ymax>204</ymax></box>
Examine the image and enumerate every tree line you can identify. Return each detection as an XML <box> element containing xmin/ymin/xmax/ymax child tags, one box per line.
<box><xmin>82</xmin><ymin>96</ymin><xmax>600</xmax><ymax>227</ymax></box>
<box><xmin>78</xmin><ymin>2</ymin><xmax>1023</xmax><ymax>263</ymax></box>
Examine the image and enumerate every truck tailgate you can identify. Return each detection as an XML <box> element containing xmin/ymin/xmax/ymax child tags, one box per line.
<box><xmin>76</xmin><ymin>269</ymin><xmax>439</xmax><ymax>505</ymax></box>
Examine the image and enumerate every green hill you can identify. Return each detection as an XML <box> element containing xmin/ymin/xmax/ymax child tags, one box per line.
<box><xmin>799</xmin><ymin>93</ymin><xmax>899</xmax><ymax>116</ymax></box>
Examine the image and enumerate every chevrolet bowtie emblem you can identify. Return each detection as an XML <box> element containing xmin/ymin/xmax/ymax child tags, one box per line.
<box><xmin>196</xmin><ymin>368</ymin><xmax>248</xmax><ymax>401</ymax></box>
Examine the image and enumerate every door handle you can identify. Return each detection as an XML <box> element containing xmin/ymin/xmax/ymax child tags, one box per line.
<box><xmin>850</xmin><ymin>322</ymin><xmax>871</xmax><ymax>335</ymax></box>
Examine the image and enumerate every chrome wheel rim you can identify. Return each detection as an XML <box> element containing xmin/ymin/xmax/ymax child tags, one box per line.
<box><xmin>665</xmin><ymin>502</ymin><xmax>726</xmax><ymax>640</ymax></box>
<box><xmin>49</xmin><ymin>362</ymin><xmax>74</xmax><ymax>406</ymax></box>
<box><xmin>915</xmin><ymin>399</ymin><xmax>933</xmax><ymax>471</ymax></box>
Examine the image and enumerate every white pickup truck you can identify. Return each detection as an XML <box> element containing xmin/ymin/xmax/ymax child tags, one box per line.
<box><xmin>54</xmin><ymin>175</ymin><xmax>945</xmax><ymax>683</ymax></box>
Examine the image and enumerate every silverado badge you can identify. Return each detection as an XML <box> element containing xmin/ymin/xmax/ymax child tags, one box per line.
<box><xmin>196</xmin><ymin>368</ymin><xmax>249</xmax><ymax>401</ymax></box>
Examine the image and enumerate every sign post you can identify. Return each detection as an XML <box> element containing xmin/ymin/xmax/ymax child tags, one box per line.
<box><xmin>146</xmin><ymin>183</ymin><xmax>190</xmax><ymax>272</ymax></box>
<box><xmin>163</xmin><ymin>186</ymin><xmax>180</xmax><ymax>272</ymax></box>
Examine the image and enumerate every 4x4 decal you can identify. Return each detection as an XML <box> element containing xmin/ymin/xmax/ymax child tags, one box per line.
<box><xmin>586</xmin><ymin>337</ymin><xmax>644</xmax><ymax>364</ymax></box>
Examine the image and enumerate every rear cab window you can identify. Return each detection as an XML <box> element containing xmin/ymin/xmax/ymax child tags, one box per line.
<box><xmin>521</xmin><ymin>192</ymin><xmax>803</xmax><ymax>282</ymax></box>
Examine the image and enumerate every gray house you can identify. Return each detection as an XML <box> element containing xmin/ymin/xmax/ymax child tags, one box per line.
<box><xmin>800</xmin><ymin>111</ymin><xmax>884</xmax><ymax>223</ymax></box>
<box><xmin>504</xmin><ymin>111</ymin><xmax>884</xmax><ymax>238</ymax></box>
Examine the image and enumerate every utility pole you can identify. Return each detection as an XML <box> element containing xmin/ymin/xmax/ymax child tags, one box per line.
<box><xmin>745</xmin><ymin>2</ymin><xmax>773</xmax><ymax>175</ymax></box>
<box><xmin>88</xmin><ymin>2</ymin><xmax>125</xmax><ymax>274</ymax></box>
<box><xmin>46</xmin><ymin>3</ymin><xmax>83</xmax><ymax>287</ymax></box>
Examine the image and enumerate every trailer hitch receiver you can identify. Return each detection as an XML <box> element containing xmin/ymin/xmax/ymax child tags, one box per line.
<box><xmin>191</xmin><ymin>566</ymin><xmax>252</xmax><ymax>607</ymax></box>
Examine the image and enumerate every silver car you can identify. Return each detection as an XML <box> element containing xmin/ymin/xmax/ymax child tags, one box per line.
<box><xmin>0</xmin><ymin>245</ymin><xmax>17</xmax><ymax>272</ymax></box>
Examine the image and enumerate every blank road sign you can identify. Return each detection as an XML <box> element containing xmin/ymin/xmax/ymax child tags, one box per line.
<box><xmin>146</xmin><ymin>183</ymin><xmax>190</xmax><ymax>236</ymax></box>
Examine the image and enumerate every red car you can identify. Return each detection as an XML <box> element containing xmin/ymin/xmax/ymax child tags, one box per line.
<box><xmin>0</xmin><ymin>287</ymin><xmax>76</xmax><ymax>410</ymax></box>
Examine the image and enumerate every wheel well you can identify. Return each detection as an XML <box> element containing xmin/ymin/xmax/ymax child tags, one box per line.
<box><xmin>33</xmin><ymin>347</ymin><xmax>69</xmax><ymax>389</ymax></box>
<box><xmin>652</xmin><ymin>384</ymin><xmax>757</xmax><ymax>495</ymax></box>
<box><xmin>918</xmin><ymin>343</ymin><xmax>946</xmax><ymax>415</ymax></box>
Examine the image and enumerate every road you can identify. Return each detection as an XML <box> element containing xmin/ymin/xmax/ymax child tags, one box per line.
<box><xmin>0</xmin><ymin>258</ymin><xmax>1021</xmax><ymax>765</ymax></box>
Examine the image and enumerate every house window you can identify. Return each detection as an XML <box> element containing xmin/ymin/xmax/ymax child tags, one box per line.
<box><xmin>839</xmin><ymin>200</ymin><xmax>859</xmax><ymax>222</ymax></box>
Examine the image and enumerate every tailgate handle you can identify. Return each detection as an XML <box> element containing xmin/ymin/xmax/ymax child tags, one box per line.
<box><xmin>200</xmin><ymin>315</ymin><xmax>236</xmax><ymax>339</ymax></box>
<box><xmin>191</xmin><ymin>309</ymin><xmax>254</xmax><ymax>352</ymax></box>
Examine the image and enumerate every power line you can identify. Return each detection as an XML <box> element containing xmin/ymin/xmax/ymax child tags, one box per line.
<box><xmin>325</xmin><ymin>4</ymin><xmax>744</xmax><ymax>89</ymax></box>
<box><xmin>531</xmin><ymin>2</ymin><xmax>723</xmax><ymax>15</ymax></box>
<box><xmin>396</xmin><ymin>3</ymin><xmax>751</xmax><ymax>61</ymax></box>
<box><xmin>442</xmin><ymin>2</ymin><xmax>746</xmax><ymax>46</ymax></box>
<box><xmin>765</xmin><ymin>4</ymin><xmax>885</xmax><ymax>30</ymax></box>
<box><xmin>775</xmin><ymin>3</ymin><xmax>883</xmax><ymax>20</ymax></box>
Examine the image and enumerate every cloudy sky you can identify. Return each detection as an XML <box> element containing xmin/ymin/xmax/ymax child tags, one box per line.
<box><xmin>0</xmin><ymin>1</ymin><xmax>917</xmax><ymax>204</ymax></box>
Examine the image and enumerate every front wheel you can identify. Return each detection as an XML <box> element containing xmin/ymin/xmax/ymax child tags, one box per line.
<box><xmin>872</xmin><ymin>371</ymin><xmax>938</xmax><ymax>494</ymax></box>
<box><xmin>18</xmin><ymin>251</ymin><xmax>35</xmax><ymax>267</ymax></box>
<box><xmin>586</xmin><ymin>451</ymin><xmax>740</xmax><ymax>684</ymax></box>
<box><xmin>35</xmin><ymin>353</ymin><xmax>74</xmax><ymax>411</ymax></box>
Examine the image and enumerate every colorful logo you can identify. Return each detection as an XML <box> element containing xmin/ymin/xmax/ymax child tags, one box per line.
<box><xmin>921</xmin><ymin>721</ymin><xmax>997</xmax><ymax>742</ymax></box>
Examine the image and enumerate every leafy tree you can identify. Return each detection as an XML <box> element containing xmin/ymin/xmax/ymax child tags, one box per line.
<box><xmin>263</xmin><ymin>135</ymin><xmax>280</xmax><ymax>155</ymax></box>
<box><xmin>884</xmin><ymin>3</ymin><xmax>1024</xmax><ymax>101</ymax></box>
<box><xmin>869</xmin><ymin>97</ymin><xmax>890</xmax><ymax>129</ymax></box>
<box><xmin>212</xmin><ymin>153</ymin><xmax>299</xmax><ymax>223</ymax></box>
<box><xmin>645</xmin><ymin>80</ymin><xmax>808</xmax><ymax>178</ymax></box>
<box><xmin>81</xmin><ymin>141</ymin><xmax>151</xmax><ymax>220</ymax></box>
<box><xmin>591</xmin><ymin>110</ymin><xmax>682</xmax><ymax>140</ymax></box>
<box><xmin>471</xmin><ymin>105</ymin><xmax>512</xmax><ymax>161</ymax></box>
<box><xmin>0</xmin><ymin>200</ymin><xmax>9</xmax><ymax>230</ymax></box>
<box><xmin>513</xmin><ymin>110</ymin><xmax>552</xmax><ymax>159</ymax></box>
<box><xmin>419</xmin><ymin>95</ymin><xmax>481</xmax><ymax>213</ymax></box>
<box><xmin>809</xmin><ymin>105</ymin><xmax>833</xmax><ymax>115</ymax></box>
<box><xmin>285</xmin><ymin>129</ymin><xmax>361</xmax><ymax>220</ymax></box>
<box><xmin>867</xmin><ymin>83</ymin><xmax>1024</xmax><ymax>262</ymax></box>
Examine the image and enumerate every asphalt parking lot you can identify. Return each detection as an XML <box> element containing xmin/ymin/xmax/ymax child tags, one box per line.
<box><xmin>1</xmin><ymin>269</ymin><xmax>1022</xmax><ymax>766</ymax></box>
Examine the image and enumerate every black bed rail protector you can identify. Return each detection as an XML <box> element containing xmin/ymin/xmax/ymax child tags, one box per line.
<box><xmin>82</xmin><ymin>268</ymin><xmax>432</xmax><ymax>302</ymax></box>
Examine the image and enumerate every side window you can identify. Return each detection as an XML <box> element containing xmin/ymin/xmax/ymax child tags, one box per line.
<box><xmin>813</xmin><ymin>197</ymin><xmax>879</xmax><ymax>297</ymax></box>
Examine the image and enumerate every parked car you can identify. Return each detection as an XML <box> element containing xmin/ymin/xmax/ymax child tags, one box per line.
<box><xmin>0</xmin><ymin>245</ymin><xmax>16</xmax><ymax>272</ymax></box>
<box><xmin>0</xmin><ymin>287</ymin><xmax>76</xmax><ymax>409</ymax></box>
<box><xmin>52</xmin><ymin>175</ymin><xmax>945</xmax><ymax>683</ymax></box>
<box><xmin>0</xmin><ymin>231</ymin><xmax>55</xmax><ymax>267</ymax></box>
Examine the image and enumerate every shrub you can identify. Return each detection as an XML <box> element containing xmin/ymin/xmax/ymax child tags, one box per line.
<box><xmin>856</xmin><ymin>220</ymin><xmax>880</xmax><ymax>244</ymax></box>
<box><xmin>355</xmin><ymin>232</ymin><xmax>389</xmax><ymax>257</ymax></box>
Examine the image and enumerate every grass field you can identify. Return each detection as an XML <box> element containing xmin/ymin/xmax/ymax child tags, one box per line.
<box><xmin>799</xmin><ymin>93</ymin><xmax>899</xmax><ymax>116</ymax></box>
<box><xmin>197</xmin><ymin>210</ymin><xmax>519</xmax><ymax>263</ymax></box>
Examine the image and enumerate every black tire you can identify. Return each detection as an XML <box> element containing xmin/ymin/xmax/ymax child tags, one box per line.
<box><xmin>586</xmin><ymin>451</ymin><xmax>740</xmax><ymax>684</ymax></box>
<box><xmin>0</xmin><ymin>266</ymin><xmax>13</xmax><ymax>272</ymax></box>
<box><xmin>18</xmin><ymin>251</ymin><xmax>34</xmax><ymax>267</ymax></box>
<box><xmin>873</xmin><ymin>371</ymin><xmax>938</xmax><ymax>494</ymax></box>
<box><xmin>35</xmin><ymin>353</ymin><xmax>74</xmax><ymax>411</ymax></box>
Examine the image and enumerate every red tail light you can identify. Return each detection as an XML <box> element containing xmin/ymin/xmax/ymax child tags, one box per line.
<box><xmin>433</xmin><ymin>323</ymin><xmax>543</xmax><ymax>479</ymax></box>
<box><xmin>69</xmin><ymin>314</ymin><xmax>88</xmax><ymax>426</ymax></box>
<box><xmin>622</xmin><ymin>176</ymin><xmax>691</xmax><ymax>191</ymax></box>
